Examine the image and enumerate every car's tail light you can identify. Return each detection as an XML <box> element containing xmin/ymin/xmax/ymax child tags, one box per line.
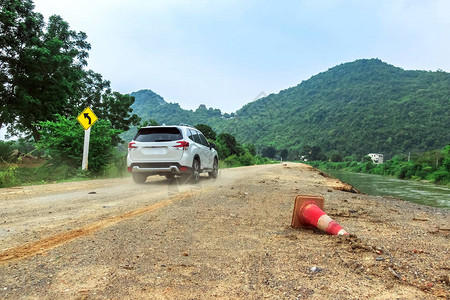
<box><xmin>174</xmin><ymin>141</ymin><xmax>189</xmax><ymax>150</ymax></box>
<box><xmin>128</xmin><ymin>142</ymin><xmax>137</xmax><ymax>150</ymax></box>
<box><xmin>127</xmin><ymin>167</ymin><xmax>133</xmax><ymax>173</ymax></box>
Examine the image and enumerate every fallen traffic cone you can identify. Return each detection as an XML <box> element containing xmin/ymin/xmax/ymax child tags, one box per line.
<box><xmin>291</xmin><ymin>195</ymin><xmax>348</xmax><ymax>235</ymax></box>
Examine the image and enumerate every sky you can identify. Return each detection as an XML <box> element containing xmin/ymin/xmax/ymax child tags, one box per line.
<box><xmin>26</xmin><ymin>0</ymin><xmax>449</xmax><ymax>113</ymax></box>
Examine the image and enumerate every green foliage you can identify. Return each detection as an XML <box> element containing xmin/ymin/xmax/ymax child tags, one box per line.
<box><xmin>429</xmin><ymin>170</ymin><xmax>449</xmax><ymax>183</ymax></box>
<box><xmin>363</xmin><ymin>155</ymin><xmax>373</xmax><ymax>162</ymax></box>
<box><xmin>4</xmin><ymin>12</ymin><xmax>90</xmax><ymax>140</ymax></box>
<box><xmin>224</xmin><ymin>154</ymin><xmax>244</xmax><ymax>167</ymax></box>
<box><xmin>195</xmin><ymin>124</ymin><xmax>216</xmax><ymax>140</ymax></box>
<box><xmin>77</xmin><ymin>71</ymin><xmax>140</xmax><ymax>142</ymax></box>
<box><xmin>1</xmin><ymin>2</ymin><xmax>139</xmax><ymax>142</ymax></box>
<box><xmin>223</xmin><ymin>152</ymin><xmax>273</xmax><ymax>168</ymax></box>
<box><xmin>279</xmin><ymin>149</ymin><xmax>289</xmax><ymax>160</ymax></box>
<box><xmin>308</xmin><ymin>145</ymin><xmax>450</xmax><ymax>185</ymax></box>
<box><xmin>329</xmin><ymin>152</ymin><xmax>343</xmax><ymax>162</ymax></box>
<box><xmin>301</xmin><ymin>145</ymin><xmax>327</xmax><ymax>161</ymax></box>
<box><xmin>95</xmin><ymin>92</ymin><xmax>141</xmax><ymax>144</ymax></box>
<box><xmin>261</xmin><ymin>146</ymin><xmax>276</xmax><ymax>158</ymax></box>
<box><xmin>37</xmin><ymin>115</ymin><xmax>121</xmax><ymax>174</ymax></box>
<box><xmin>216</xmin><ymin>133</ymin><xmax>242</xmax><ymax>158</ymax></box>
<box><xmin>0</xmin><ymin>164</ymin><xmax>18</xmax><ymax>187</ymax></box>
<box><xmin>127</xmin><ymin>59</ymin><xmax>450</xmax><ymax>159</ymax></box>
<box><xmin>186</xmin><ymin>125</ymin><xmax>271</xmax><ymax>168</ymax></box>
<box><xmin>0</xmin><ymin>0</ymin><xmax>44</xmax><ymax>131</ymax></box>
<box><xmin>112</xmin><ymin>149</ymin><xmax>127</xmax><ymax>178</ymax></box>
<box><xmin>139</xmin><ymin>119</ymin><xmax>159</xmax><ymax>128</ymax></box>
<box><xmin>0</xmin><ymin>141</ymin><xmax>15</xmax><ymax>162</ymax></box>
<box><xmin>344</xmin><ymin>155</ymin><xmax>357</xmax><ymax>162</ymax></box>
<box><xmin>443</xmin><ymin>145</ymin><xmax>450</xmax><ymax>172</ymax></box>
<box><xmin>244</xmin><ymin>143</ymin><xmax>256</xmax><ymax>156</ymax></box>
<box><xmin>14</xmin><ymin>138</ymin><xmax>40</xmax><ymax>156</ymax></box>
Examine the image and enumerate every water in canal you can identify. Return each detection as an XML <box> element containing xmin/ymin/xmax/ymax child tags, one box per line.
<box><xmin>326</xmin><ymin>170</ymin><xmax>450</xmax><ymax>209</ymax></box>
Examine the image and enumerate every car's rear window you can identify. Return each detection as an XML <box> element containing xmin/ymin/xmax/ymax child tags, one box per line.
<box><xmin>134</xmin><ymin>127</ymin><xmax>183</xmax><ymax>142</ymax></box>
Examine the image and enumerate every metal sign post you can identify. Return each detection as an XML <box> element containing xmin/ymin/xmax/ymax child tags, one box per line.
<box><xmin>77</xmin><ymin>107</ymin><xmax>98</xmax><ymax>170</ymax></box>
<box><xmin>82</xmin><ymin>127</ymin><xmax>91</xmax><ymax>170</ymax></box>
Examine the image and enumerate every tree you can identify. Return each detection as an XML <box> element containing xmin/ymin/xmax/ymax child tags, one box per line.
<box><xmin>261</xmin><ymin>146</ymin><xmax>276</xmax><ymax>159</ymax></box>
<box><xmin>442</xmin><ymin>144</ymin><xmax>450</xmax><ymax>172</ymax></box>
<box><xmin>0</xmin><ymin>0</ymin><xmax>44</xmax><ymax>130</ymax></box>
<box><xmin>1</xmin><ymin>3</ymin><xmax>139</xmax><ymax>143</ymax></box>
<box><xmin>0</xmin><ymin>140</ymin><xmax>15</xmax><ymax>162</ymax></box>
<box><xmin>96</xmin><ymin>91</ymin><xmax>140</xmax><ymax>144</ymax></box>
<box><xmin>244</xmin><ymin>143</ymin><xmax>256</xmax><ymax>156</ymax></box>
<box><xmin>139</xmin><ymin>119</ymin><xmax>159</xmax><ymax>128</ymax></box>
<box><xmin>216</xmin><ymin>133</ymin><xmax>243</xmax><ymax>159</ymax></box>
<box><xmin>195</xmin><ymin>124</ymin><xmax>216</xmax><ymax>140</ymax></box>
<box><xmin>330</xmin><ymin>152</ymin><xmax>343</xmax><ymax>162</ymax></box>
<box><xmin>37</xmin><ymin>115</ymin><xmax>120</xmax><ymax>174</ymax></box>
<box><xmin>77</xmin><ymin>70</ymin><xmax>140</xmax><ymax>143</ymax></box>
<box><xmin>4</xmin><ymin>13</ymin><xmax>90</xmax><ymax>141</ymax></box>
<box><xmin>303</xmin><ymin>145</ymin><xmax>327</xmax><ymax>161</ymax></box>
<box><xmin>77</xmin><ymin>70</ymin><xmax>110</xmax><ymax>110</ymax></box>
<box><xmin>363</xmin><ymin>155</ymin><xmax>373</xmax><ymax>162</ymax></box>
<box><xmin>279</xmin><ymin>149</ymin><xmax>288</xmax><ymax>160</ymax></box>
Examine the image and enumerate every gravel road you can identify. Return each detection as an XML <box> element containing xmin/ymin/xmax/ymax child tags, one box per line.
<box><xmin>0</xmin><ymin>163</ymin><xmax>448</xmax><ymax>299</ymax></box>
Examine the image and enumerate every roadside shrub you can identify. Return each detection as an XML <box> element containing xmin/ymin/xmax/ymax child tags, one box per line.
<box><xmin>51</xmin><ymin>163</ymin><xmax>79</xmax><ymax>181</ymax></box>
<box><xmin>0</xmin><ymin>141</ymin><xmax>15</xmax><ymax>162</ymax></box>
<box><xmin>237</xmin><ymin>151</ymin><xmax>256</xmax><ymax>166</ymax></box>
<box><xmin>255</xmin><ymin>156</ymin><xmax>275</xmax><ymax>165</ymax></box>
<box><xmin>223</xmin><ymin>152</ymin><xmax>272</xmax><ymax>168</ymax></box>
<box><xmin>306</xmin><ymin>145</ymin><xmax>450</xmax><ymax>186</ymax></box>
<box><xmin>344</xmin><ymin>155</ymin><xmax>358</xmax><ymax>162</ymax></box>
<box><xmin>112</xmin><ymin>149</ymin><xmax>128</xmax><ymax>178</ymax></box>
<box><xmin>0</xmin><ymin>164</ymin><xmax>18</xmax><ymax>187</ymax></box>
<box><xmin>443</xmin><ymin>145</ymin><xmax>450</xmax><ymax>172</ymax></box>
<box><xmin>429</xmin><ymin>170</ymin><xmax>450</xmax><ymax>184</ymax></box>
<box><xmin>14</xmin><ymin>138</ymin><xmax>44</xmax><ymax>157</ymax></box>
<box><xmin>224</xmin><ymin>154</ymin><xmax>240</xmax><ymax>167</ymax></box>
<box><xmin>394</xmin><ymin>162</ymin><xmax>415</xmax><ymax>179</ymax></box>
<box><xmin>329</xmin><ymin>153</ymin><xmax>343</xmax><ymax>162</ymax></box>
<box><xmin>37</xmin><ymin>115</ymin><xmax>121</xmax><ymax>175</ymax></box>
<box><xmin>224</xmin><ymin>154</ymin><xmax>254</xmax><ymax>167</ymax></box>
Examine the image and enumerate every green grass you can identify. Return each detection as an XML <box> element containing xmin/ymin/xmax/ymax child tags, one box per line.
<box><xmin>0</xmin><ymin>160</ymin><xmax>130</xmax><ymax>188</ymax></box>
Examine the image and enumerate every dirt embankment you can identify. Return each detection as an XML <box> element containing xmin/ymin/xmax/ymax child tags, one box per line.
<box><xmin>0</xmin><ymin>163</ymin><xmax>448</xmax><ymax>299</ymax></box>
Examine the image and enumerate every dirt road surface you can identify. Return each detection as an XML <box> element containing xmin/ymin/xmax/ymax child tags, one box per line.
<box><xmin>0</xmin><ymin>163</ymin><xmax>449</xmax><ymax>299</ymax></box>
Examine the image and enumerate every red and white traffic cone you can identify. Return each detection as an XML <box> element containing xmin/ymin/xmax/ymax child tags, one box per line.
<box><xmin>291</xmin><ymin>195</ymin><xmax>348</xmax><ymax>235</ymax></box>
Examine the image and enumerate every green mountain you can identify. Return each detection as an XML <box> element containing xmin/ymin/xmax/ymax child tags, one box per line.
<box><xmin>130</xmin><ymin>89</ymin><xmax>224</xmax><ymax>126</ymax></box>
<box><xmin>127</xmin><ymin>59</ymin><xmax>450</xmax><ymax>159</ymax></box>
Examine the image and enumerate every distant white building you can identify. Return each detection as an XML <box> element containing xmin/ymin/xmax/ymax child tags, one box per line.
<box><xmin>368</xmin><ymin>153</ymin><xmax>384</xmax><ymax>164</ymax></box>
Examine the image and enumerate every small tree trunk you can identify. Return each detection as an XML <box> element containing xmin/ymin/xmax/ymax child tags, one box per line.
<box><xmin>32</xmin><ymin>128</ymin><xmax>41</xmax><ymax>143</ymax></box>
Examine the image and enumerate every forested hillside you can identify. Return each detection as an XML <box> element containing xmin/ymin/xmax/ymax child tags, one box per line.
<box><xmin>122</xmin><ymin>89</ymin><xmax>226</xmax><ymax>141</ymax></box>
<box><xmin>128</xmin><ymin>59</ymin><xmax>450</xmax><ymax>159</ymax></box>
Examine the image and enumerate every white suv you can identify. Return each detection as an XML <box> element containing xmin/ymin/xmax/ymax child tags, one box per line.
<box><xmin>127</xmin><ymin>125</ymin><xmax>219</xmax><ymax>184</ymax></box>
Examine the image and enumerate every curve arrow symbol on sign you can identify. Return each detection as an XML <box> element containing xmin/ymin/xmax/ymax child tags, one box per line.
<box><xmin>84</xmin><ymin>113</ymin><xmax>92</xmax><ymax>125</ymax></box>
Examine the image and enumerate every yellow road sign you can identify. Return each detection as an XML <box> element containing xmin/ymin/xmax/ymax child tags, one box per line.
<box><xmin>77</xmin><ymin>107</ymin><xmax>98</xmax><ymax>130</ymax></box>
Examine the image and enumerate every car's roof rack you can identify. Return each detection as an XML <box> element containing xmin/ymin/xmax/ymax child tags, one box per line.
<box><xmin>179</xmin><ymin>123</ymin><xmax>194</xmax><ymax>128</ymax></box>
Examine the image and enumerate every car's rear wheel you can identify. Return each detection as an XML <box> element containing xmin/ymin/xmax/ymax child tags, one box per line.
<box><xmin>209</xmin><ymin>158</ymin><xmax>218</xmax><ymax>179</ymax></box>
<box><xmin>191</xmin><ymin>159</ymin><xmax>200</xmax><ymax>184</ymax></box>
<box><xmin>132</xmin><ymin>173</ymin><xmax>148</xmax><ymax>184</ymax></box>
